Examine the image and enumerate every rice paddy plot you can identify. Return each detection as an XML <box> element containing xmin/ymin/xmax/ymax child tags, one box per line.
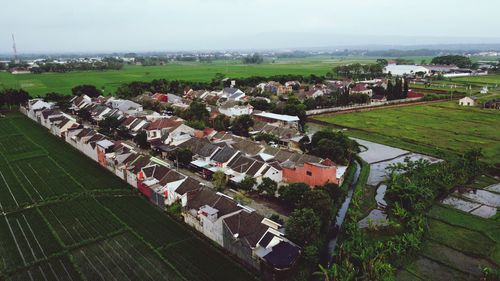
<box><xmin>40</xmin><ymin>198</ymin><xmax>126</xmax><ymax>247</ymax></box>
<box><xmin>0</xmin><ymin>158</ymin><xmax>32</xmax><ymax>212</ymax></box>
<box><xmin>161</xmin><ymin>238</ymin><xmax>256</xmax><ymax>281</ymax></box>
<box><xmin>0</xmin><ymin>120</ymin><xmax>17</xmax><ymax>137</ymax></box>
<box><xmin>0</xmin><ymin>208</ymin><xmax>62</xmax><ymax>273</ymax></box>
<box><xmin>0</xmin><ymin>134</ymin><xmax>46</xmax><ymax>162</ymax></box>
<box><xmin>5</xmin><ymin>255</ymin><xmax>82</xmax><ymax>281</ymax></box>
<box><xmin>9</xmin><ymin>115</ymin><xmax>131</xmax><ymax>191</ymax></box>
<box><xmin>315</xmin><ymin>100</ymin><xmax>500</xmax><ymax>165</ymax></box>
<box><xmin>98</xmin><ymin>196</ymin><xmax>189</xmax><ymax>249</ymax></box>
<box><xmin>0</xmin><ymin>113</ymin><xmax>259</xmax><ymax>281</ymax></box>
<box><xmin>12</xmin><ymin>156</ymin><xmax>84</xmax><ymax>201</ymax></box>
<box><xmin>71</xmin><ymin>232</ymin><xmax>183</xmax><ymax>281</ymax></box>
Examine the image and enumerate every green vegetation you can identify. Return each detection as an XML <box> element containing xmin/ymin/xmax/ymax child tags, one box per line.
<box><xmin>0</xmin><ymin>58</ymin><xmax>374</xmax><ymax>96</ymax></box>
<box><xmin>320</xmin><ymin>151</ymin><xmax>485</xmax><ymax>281</ymax></box>
<box><xmin>0</xmin><ymin>112</ymin><xmax>257</xmax><ymax>281</ymax></box>
<box><xmin>315</xmin><ymin>100</ymin><xmax>500</xmax><ymax>165</ymax></box>
<box><xmin>431</xmin><ymin>55</ymin><xmax>473</xmax><ymax>68</ymax></box>
<box><xmin>402</xmin><ymin>204</ymin><xmax>500</xmax><ymax>280</ymax></box>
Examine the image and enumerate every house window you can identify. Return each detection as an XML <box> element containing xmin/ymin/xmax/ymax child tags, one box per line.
<box><xmin>306</xmin><ymin>171</ymin><xmax>312</xmax><ymax>176</ymax></box>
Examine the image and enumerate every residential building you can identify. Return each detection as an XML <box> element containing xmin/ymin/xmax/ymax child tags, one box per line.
<box><xmin>253</xmin><ymin>112</ymin><xmax>300</xmax><ymax>129</ymax></box>
<box><xmin>218</xmin><ymin>101</ymin><xmax>254</xmax><ymax>117</ymax></box>
<box><xmin>459</xmin><ymin>96</ymin><xmax>477</xmax><ymax>106</ymax></box>
<box><xmin>282</xmin><ymin>159</ymin><xmax>346</xmax><ymax>187</ymax></box>
<box><xmin>351</xmin><ymin>83</ymin><xmax>373</xmax><ymax>97</ymax></box>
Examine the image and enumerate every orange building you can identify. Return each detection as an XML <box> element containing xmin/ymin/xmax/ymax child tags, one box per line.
<box><xmin>282</xmin><ymin>159</ymin><xmax>338</xmax><ymax>187</ymax></box>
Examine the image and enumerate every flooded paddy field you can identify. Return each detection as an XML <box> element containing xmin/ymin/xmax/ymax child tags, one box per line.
<box><xmin>354</xmin><ymin>138</ymin><xmax>441</xmax><ymax>228</ymax></box>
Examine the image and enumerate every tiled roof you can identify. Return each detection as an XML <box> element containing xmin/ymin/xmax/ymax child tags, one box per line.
<box><xmin>211</xmin><ymin>147</ymin><xmax>239</xmax><ymax>163</ymax></box>
<box><xmin>159</xmin><ymin>170</ymin><xmax>186</xmax><ymax>185</ymax></box>
<box><xmin>228</xmin><ymin>155</ymin><xmax>255</xmax><ymax>173</ymax></box>
<box><xmin>246</xmin><ymin>161</ymin><xmax>265</xmax><ymax>177</ymax></box>
<box><xmin>175</xmin><ymin>178</ymin><xmax>203</xmax><ymax>195</ymax></box>
<box><xmin>231</xmin><ymin>139</ymin><xmax>264</xmax><ymax>156</ymax></box>
<box><xmin>147</xmin><ymin>118</ymin><xmax>182</xmax><ymax>130</ymax></box>
<box><xmin>223</xmin><ymin>211</ymin><xmax>268</xmax><ymax>247</ymax></box>
<box><xmin>186</xmin><ymin>188</ymin><xmax>241</xmax><ymax>217</ymax></box>
<box><xmin>178</xmin><ymin>138</ymin><xmax>211</xmax><ymax>155</ymax></box>
<box><xmin>263</xmin><ymin>241</ymin><xmax>301</xmax><ymax>270</ymax></box>
<box><xmin>198</xmin><ymin>143</ymin><xmax>220</xmax><ymax>158</ymax></box>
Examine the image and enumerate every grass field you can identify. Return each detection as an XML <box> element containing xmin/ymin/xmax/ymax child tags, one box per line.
<box><xmin>314</xmin><ymin>98</ymin><xmax>500</xmax><ymax>165</ymax></box>
<box><xmin>0</xmin><ymin>57</ymin><xmax>378</xmax><ymax>96</ymax></box>
<box><xmin>0</xmin><ymin>112</ymin><xmax>258</xmax><ymax>281</ymax></box>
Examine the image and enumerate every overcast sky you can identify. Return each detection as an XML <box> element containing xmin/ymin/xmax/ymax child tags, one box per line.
<box><xmin>2</xmin><ymin>0</ymin><xmax>500</xmax><ymax>53</ymax></box>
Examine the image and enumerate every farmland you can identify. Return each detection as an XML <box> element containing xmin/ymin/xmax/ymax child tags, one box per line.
<box><xmin>314</xmin><ymin>98</ymin><xmax>500</xmax><ymax>165</ymax></box>
<box><xmin>0</xmin><ymin>112</ymin><xmax>258</xmax><ymax>281</ymax></box>
<box><xmin>0</xmin><ymin>57</ymin><xmax>378</xmax><ymax>96</ymax></box>
<box><xmin>398</xmin><ymin>204</ymin><xmax>500</xmax><ymax>281</ymax></box>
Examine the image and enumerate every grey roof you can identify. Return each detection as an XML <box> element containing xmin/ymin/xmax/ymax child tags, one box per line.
<box><xmin>198</xmin><ymin>143</ymin><xmax>221</xmax><ymax>158</ymax></box>
<box><xmin>228</xmin><ymin>91</ymin><xmax>245</xmax><ymax>99</ymax></box>
<box><xmin>246</xmin><ymin>161</ymin><xmax>265</xmax><ymax>176</ymax></box>
<box><xmin>224</xmin><ymin>87</ymin><xmax>240</xmax><ymax>95</ymax></box>
<box><xmin>211</xmin><ymin>147</ymin><xmax>239</xmax><ymax>163</ymax></box>
<box><xmin>228</xmin><ymin>155</ymin><xmax>255</xmax><ymax>173</ymax></box>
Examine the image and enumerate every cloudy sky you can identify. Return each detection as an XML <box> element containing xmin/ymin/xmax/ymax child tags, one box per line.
<box><xmin>2</xmin><ymin>0</ymin><xmax>500</xmax><ymax>53</ymax></box>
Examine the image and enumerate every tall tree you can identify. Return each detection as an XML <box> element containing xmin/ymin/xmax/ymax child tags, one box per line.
<box><xmin>213</xmin><ymin>114</ymin><xmax>231</xmax><ymax>131</ymax></box>
<box><xmin>231</xmin><ymin>114</ymin><xmax>254</xmax><ymax>137</ymax></box>
<box><xmin>212</xmin><ymin>171</ymin><xmax>227</xmax><ymax>191</ymax></box>
<box><xmin>133</xmin><ymin>131</ymin><xmax>149</xmax><ymax>149</ymax></box>
<box><xmin>285</xmin><ymin>208</ymin><xmax>321</xmax><ymax>245</ymax></box>
<box><xmin>71</xmin><ymin>85</ymin><xmax>101</xmax><ymax>98</ymax></box>
<box><xmin>403</xmin><ymin>77</ymin><xmax>409</xmax><ymax>98</ymax></box>
<box><xmin>279</xmin><ymin>183</ymin><xmax>309</xmax><ymax>208</ymax></box>
<box><xmin>298</xmin><ymin>189</ymin><xmax>334</xmax><ymax>228</ymax></box>
<box><xmin>386</xmin><ymin>80</ymin><xmax>394</xmax><ymax>100</ymax></box>
<box><xmin>257</xmin><ymin>178</ymin><xmax>278</xmax><ymax>196</ymax></box>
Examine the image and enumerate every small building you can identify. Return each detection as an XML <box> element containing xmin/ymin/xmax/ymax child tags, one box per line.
<box><xmin>253</xmin><ymin>112</ymin><xmax>300</xmax><ymax>129</ymax></box>
<box><xmin>351</xmin><ymin>83</ymin><xmax>373</xmax><ymax>97</ymax></box>
<box><xmin>384</xmin><ymin>64</ymin><xmax>430</xmax><ymax>76</ymax></box>
<box><xmin>459</xmin><ymin>96</ymin><xmax>477</xmax><ymax>107</ymax></box>
<box><xmin>282</xmin><ymin>159</ymin><xmax>343</xmax><ymax>187</ymax></box>
<box><xmin>218</xmin><ymin>101</ymin><xmax>254</xmax><ymax>117</ymax></box>
<box><xmin>221</xmin><ymin>88</ymin><xmax>246</xmax><ymax>101</ymax></box>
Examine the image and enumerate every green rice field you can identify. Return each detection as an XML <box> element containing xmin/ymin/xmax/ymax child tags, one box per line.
<box><xmin>0</xmin><ymin>57</ymin><xmax>377</xmax><ymax>96</ymax></box>
<box><xmin>0</xmin><ymin>112</ymin><xmax>258</xmax><ymax>281</ymax></box>
<box><xmin>314</xmin><ymin>99</ymin><xmax>500</xmax><ymax>165</ymax></box>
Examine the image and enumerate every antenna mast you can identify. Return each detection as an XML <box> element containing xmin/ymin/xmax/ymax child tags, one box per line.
<box><xmin>12</xmin><ymin>34</ymin><xmax>18</xmax><ymax>62</ymax></box>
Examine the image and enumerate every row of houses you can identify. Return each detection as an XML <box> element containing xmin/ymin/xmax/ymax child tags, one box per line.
<box><xmin>21</xmin><ymin>99</ymin><xmax>301</xmax><ymax>279</ymax></box>
<box><xmin>159</xmin><ymin>128</ymin><xmax>348</xmax><ymax>188</ymax></box>
<box><xmin>66</xmin><ymin>92</ymin><xmax>347</xmax><ymax>188</ymax></box>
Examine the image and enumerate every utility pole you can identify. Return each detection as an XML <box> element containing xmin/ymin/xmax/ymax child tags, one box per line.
<box><xmin>12</xmin><ymin>34</ymin><xmax>18</xmax><ymax>63</ymax></box>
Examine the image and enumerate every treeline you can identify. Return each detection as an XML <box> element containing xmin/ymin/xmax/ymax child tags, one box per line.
<box><xmin>386</xmin><ymin>77</ymin><xmax>409</xmax><ymax>100</ymax></box>
<box><xmin>320</xmin><ymin>149</ymin><xmax>484</xmax><ymax>280</ymax></box>
<box><xmin>116</xmin><ymin>79</ymin><xmax>212</xmax><ymax>98</ymax></box>
<box><xmin>31</xmin><ymin>57</ymin><xmax>124</xmax><ymax>73</ymax></box>
<box><xmin>133</xmin><ymin>56</ymin><xmax>169</xmax><ymax>66</ymax></box>
<box><xmin>334</xmin><ymin>62</ymin><xmax>385</xmax><ymax>80</ymax></box>
<box><xmin>242</xmin><ymin>53</ymin><xmax>264</xmax><ymax>64</ymax></box>
<box><xmin>0</xmin><ymin>89</ymin><xmax>31</xmax><ymax>109</ymax></box>
<box><xmin>431</xmin><ymin>55</ymin><xmax>473</xmax><ymax>68</ymax></box>
<box><xmin>299</xmin><ymin>130</ymin><xmax>359</xmax><ymax>165</ymax></box>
